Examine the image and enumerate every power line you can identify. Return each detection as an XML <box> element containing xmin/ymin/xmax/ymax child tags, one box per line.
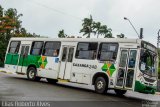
<box><xmin>26</xmin><ymin>0</ymin><xmax>82</xmax><ymax>21</ymax></box>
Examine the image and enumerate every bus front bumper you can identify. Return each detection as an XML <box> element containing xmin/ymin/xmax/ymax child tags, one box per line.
<box><xmin>134</xmin><ymin>81</ymin><xmax>156</xmax><ymax>94</ymax></box>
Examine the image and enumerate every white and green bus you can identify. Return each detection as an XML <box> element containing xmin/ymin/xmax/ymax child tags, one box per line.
<box><xmin>4</xmin><ymin>37</ymin><xmax>158</xmax><ymax>95</ymax></box>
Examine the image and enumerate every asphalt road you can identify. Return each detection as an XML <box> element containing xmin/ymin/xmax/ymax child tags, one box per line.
<box><xmin>0</xmin><ymin>72</ymin><xmax>159</xmax><ymax>107</ymax></box>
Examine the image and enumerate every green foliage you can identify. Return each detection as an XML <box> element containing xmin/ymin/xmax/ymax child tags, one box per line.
<box><xmin>117</xmin><ymin>33</ymin><xmax>125</xmax><ymax>38</ymax></box>
<box><xmin>58</xmin><ymin>29</ymin><xmax>67</xmax><ymax>38</ymax></box>
<box><xmin>80</xmin><ymin>15</ymin><xmax>113</xmax><ymax>38</ymax></box>
<box><xmin>0</xmin><ymin>5</ymin><xmax>40</xmax><ymax>67</ymax></box>
<box><xmin>80</xmin><ymin>15</ymin><xmax>93</xmax><ymax>38</ymax></box>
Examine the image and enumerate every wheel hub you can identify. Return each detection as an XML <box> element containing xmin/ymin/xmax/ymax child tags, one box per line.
<box><xmin>97</xmin><ymin>81</ymin><xmax>104</xmax><ymax>89</ymax></box>
<box><xmin>29</xmin><ymin>70</ymin><xmax>35</xmax><ymax>79</ymax></box>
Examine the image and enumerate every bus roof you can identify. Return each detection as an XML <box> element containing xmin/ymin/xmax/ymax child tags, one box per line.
<box><xmin>9</xmin><ymin>37</ymin><xmax>157</xmax><ymax>47</ymax></box>
<box><xmin>10</xmin><ymin>37</ymin><xmax>142</xmax><ymax>44</ymax></box>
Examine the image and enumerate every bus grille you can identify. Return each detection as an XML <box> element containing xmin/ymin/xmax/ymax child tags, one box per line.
<box><xmin>144</xmin><ymin>77</ymin><xmax>156</xmax><ymax>83</ymax></box>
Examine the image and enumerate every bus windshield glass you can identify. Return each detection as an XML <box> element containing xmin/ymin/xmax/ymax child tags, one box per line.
<box><xmin>139</xmin><ymin>42</ymin><xmax>157</xmax><ymax>77</ymax></box>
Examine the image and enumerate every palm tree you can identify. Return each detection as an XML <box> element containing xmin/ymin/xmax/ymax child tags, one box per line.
<box><xmin>93</xmin><ymin>22</ymin><xmax>113</xmax><ymax>38</ymax></box>
<box><xmin>0</xmin><ymin>5</ymin><xmax>3</xmax><ymax>17</ymax></box>
<box><xmin>93</xmin><ymin>22</ymin><xmax>101</xmax><ymax>38</ymax></box>
<box><xmin>80</xmin><ymin>15</ymin><xmax>113</xmax><ymax>38</ymax></box>
<box><xmin>104</xmin><ymin>28</ymin><xmax>113</xmax><ymax>38</ymax></box>
<box><xmin>80</xmin><ymin>15</ymin><xmax>94</xmax><ymax>38</ymax></box>
<box><xmin>98</xmin><ymin>25</ymin><xmax>113</xmax><ymax>38</ymax></box>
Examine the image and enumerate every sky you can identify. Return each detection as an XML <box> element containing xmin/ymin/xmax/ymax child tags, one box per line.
<box><xmin>0</xmin><ymin>0</ymin><xmax>160</xmax><ymax>46</ymax></box>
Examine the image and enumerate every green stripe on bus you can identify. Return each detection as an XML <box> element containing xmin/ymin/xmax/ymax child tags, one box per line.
<box><xmin>5</xmin><ymin>53</ymin><xmax>41</xmax><ymax>68</ymax></box>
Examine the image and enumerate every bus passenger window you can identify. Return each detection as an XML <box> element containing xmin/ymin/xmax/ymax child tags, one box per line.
<box><xmin>62</xmin><ymin>47</ymin><xmax>67</xmax><ymax>61</ymax></box>
<box><xmin>68</xmin><ymin>48</ymin><xmax>74</xmax><ymax>62</ymax></box>
<box><xmin>43</xmin><ymin>41</ymin><xmax>61</xmax><ymax>57</ymax></box>
<box><xmin>8</xmin><ymin>41</ymin><xmax>21</xmax><ymax>54</ymax></box>
<box><xmin>75</xmin><ymin>42</ymin><xmax>98</xmax><ymax>60</ymax></box>
<box><xmin>53</xmin><ymin>50</ymin><xmax>58</xmax><ymax>56</ymax></box>
<box><xmin>128</xmin><ymin>50</ymin><xmax>137</xmax><ymax>68</ymax></box>
<box><xmin>98</xmin><ymin>43</ymin><xmax>118</xmax><ymax>61</ymax></box>
<box><xmin>30</xmin><ymin>41</ymin><xmax>44</xmax><ymax>55</ymax></box>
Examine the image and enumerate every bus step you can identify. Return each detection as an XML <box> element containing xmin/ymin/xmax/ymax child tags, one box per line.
<box><xmin>58</xmin><ymin>79</ymin><xmax>69</xmax><ymax>83</ymax></box>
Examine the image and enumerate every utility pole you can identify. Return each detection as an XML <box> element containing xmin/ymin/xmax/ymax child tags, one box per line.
<box><xmin>157</xmin><ymin>29</ymin><xmax>160</xmax><ymax>48</ymax></box>
<box><xmin>140</xmin><ymin>28</ymin><xmax>143</xmax><ymax>39</ymax></box>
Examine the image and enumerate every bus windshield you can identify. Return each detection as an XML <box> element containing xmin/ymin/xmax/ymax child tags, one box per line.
<box><xmin>139</xmin><ymin>49</ymin><xmax>157</xmax><ymax>77</ymax></box>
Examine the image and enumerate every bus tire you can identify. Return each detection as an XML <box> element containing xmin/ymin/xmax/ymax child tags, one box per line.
<box><xmin>27</xmin><ymin>67</ymin><xmax>41</xmax><ymax>81</ymax></box>
<box><xmin>94</xmin><ymin>77</ymin><xmax>108</xmax><ymax>94</ymax></box>
<box><xmin>114</xmin><ymin>89</ymin><xmax>127</xmax><ymax>96</ymax></box>
<box><xmin>47</xmin><ymin>78</ymin><xmax>58</xmax><ymax>84</ymax></box>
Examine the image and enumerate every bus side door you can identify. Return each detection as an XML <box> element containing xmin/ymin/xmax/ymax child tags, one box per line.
<box><xmin>58</xmin><ymin>46</ymin><xmax>75</xmax><ymax>80</ymax></box>
<box><xmin>17</xmin><ymin>45</ymin><xmax>30</xmax><ymax>73</ymax></box>
<box><xmin>115</xmin><ymin>48</ymin><xmax>137</xmax><ymax>90</ymax></box>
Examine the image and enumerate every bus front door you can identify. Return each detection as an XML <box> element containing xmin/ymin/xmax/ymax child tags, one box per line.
<box><xmin>116</xmin><ymin>48</ymin><xmax>137</xmax><ymax>90</ymax></box>
<box><xmin>17</xmin><ymin>45</ymin><xmax>30</xmax><ymax>73</ymax></box>
<box><xmin>59</xmin><ymin>46</ymin><xmax>75</xmax><ymax>80</ymax></box>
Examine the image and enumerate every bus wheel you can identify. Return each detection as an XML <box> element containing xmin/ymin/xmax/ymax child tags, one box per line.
<box><xmin>94</xmin><ymin>77</ymin><xmax>108</xmax><ymax>94</ymax></box>
<box><xmin>27</xmin><ymin>67</ymin><xmax>41</xmax><ymax>81</ymax></box>
<box><xmin>114</xmin><ymin>89</ymin><xmax>127</xmax><ymax>96</ymax></box>
<box><xmin>47</xmin><ymin>78</ymin><xmax>58</xmax><ymax>84</ymax></box>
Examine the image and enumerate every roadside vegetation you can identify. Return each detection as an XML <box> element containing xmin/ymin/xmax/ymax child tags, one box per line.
<box><xmin>0</xmin><ymin>5</ymin><xmax>40</xmax><ymax>67</ymax></box>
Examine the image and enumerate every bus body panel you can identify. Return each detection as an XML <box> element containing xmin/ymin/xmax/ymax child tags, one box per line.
<box><xmin>4</xmin><ymin>37</ymin><xmax>158</xmax><ymax>94</ymax></box>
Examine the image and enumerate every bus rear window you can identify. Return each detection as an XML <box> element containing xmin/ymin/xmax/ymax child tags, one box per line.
<box><xmin>98</xmin><ymin>43</ymin><xmax>118</xmax><ymax>61</ymax></box>
<box><xmin>8</xmin><ymin>41</ymin><xmax>21</xmax><ymax>54</ymax></box>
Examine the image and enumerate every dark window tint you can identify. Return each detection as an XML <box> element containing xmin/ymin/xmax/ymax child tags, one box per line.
<box><xmin>20</xmin><ymin>46</ymin><xmax>25</xmax><ymax>55</ymax></box>
<box><xmin>75</xmin><ymin>42</ymin><xmax>98</xmax><ymax>60</ymax></box>
<box><xmin>62</xmin><ymin>47</ymin><xmax>67</xmax><ymax>61</ymax></box>
<box><xmin>30</xmin><ymin>41</ymin><xmax>43</xmax><ymax>55</ymax></box>
<box><xmin>128</xmin><ymin>50</ymin><xmax>137</xmax><ymax>68</ymax></box>
<box><xmin>43</xmin><ymin>41</ymin><xmax>61</xmax><ymax>57</ymax></box>
<box><xmin>119</xmin><ymin>50</ymin><xmax>128</xmax><ymax>67</ymax></box>
<box><xmin>98</xmin><ymin>43</ymin><xmax>118</xmax><ymax>61</ymax></box>
<box><xmin>20</xmin><ymin>46</ymin><xmax>29</xmax><ymax>56</ymax></box>
<box><xmin>68</xmin><ymin>47</ymin><xmax>74</xmax><ymax>62</ymax></box>
<box><xmin>8</xmin><ymin>41</ymin><xmax>20</xmax><ymax>54</ymax></box>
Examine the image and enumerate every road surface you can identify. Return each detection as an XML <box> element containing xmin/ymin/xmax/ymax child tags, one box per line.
<box><xmin>0</xmin><ymin>72</ymin><xmax>159</xmax><ymax>107</ymax></box>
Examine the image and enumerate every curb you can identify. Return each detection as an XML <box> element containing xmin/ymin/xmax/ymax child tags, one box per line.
<box><xmin>0</xmin><ymin>70</ymin><xmax>13</xmax><ymax>74</ymax></box>
<box><xmin>0</xmin><ymin>70</ymin><xmax>7</xmax><ymax>73</ymax></box>
<box><xmin>58</xmin><ymin>79</ymin><xmax>69</xmax><ymax>83</ymax></box>
<box><xmin>7</xmin><ymin>72</ymin><xmax>13</xmax><ymax>74</ymax></box>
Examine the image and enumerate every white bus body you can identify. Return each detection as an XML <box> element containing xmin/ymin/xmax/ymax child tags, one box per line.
<box><xmin>4</xmin><ymin>37</ymin><xmax>158</xmax><ymax>95</ymax></box>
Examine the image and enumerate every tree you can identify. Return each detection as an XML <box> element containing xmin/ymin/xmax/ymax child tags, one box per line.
<box><xmin>80</xmin><ymin>15</ymin><xmax>113</xmax><ymax>38</ymax></box>
<box><xmin>98</xmin><ymin>25</ymin><xmax>113</xmax><ymax>38</ymax></box>
<box><xmin>0</xmin><ymin>5</ymin><xmax>3</xmax><ymax>17</ymax></box>
<box><xmin>58</xmin><ymin>29</ymin><xmax>67</xmax><ymax>38</ymax></box>
<box><xmin>80</xmin><ymin>15</ymin><xmax>94</xmax><ymax>38</ymax></box>
<box><xmin>0</xmin><ymin>5</ymin><xmax>40</xmax><ymax>67</ymax></box>
<box><xmin>117</xmin><ymin>33</ymin><xmax>125</xmax><ymax>38</ymax></box>
<box><xmin>92</xmin><ymin>22</ymin><xmax>101</xmax><ymax>38</ymax></box>
<box><xmin>104</xmin><ymin>29</ymin><xmax>112</xmax><ymax>38</ymax></box>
